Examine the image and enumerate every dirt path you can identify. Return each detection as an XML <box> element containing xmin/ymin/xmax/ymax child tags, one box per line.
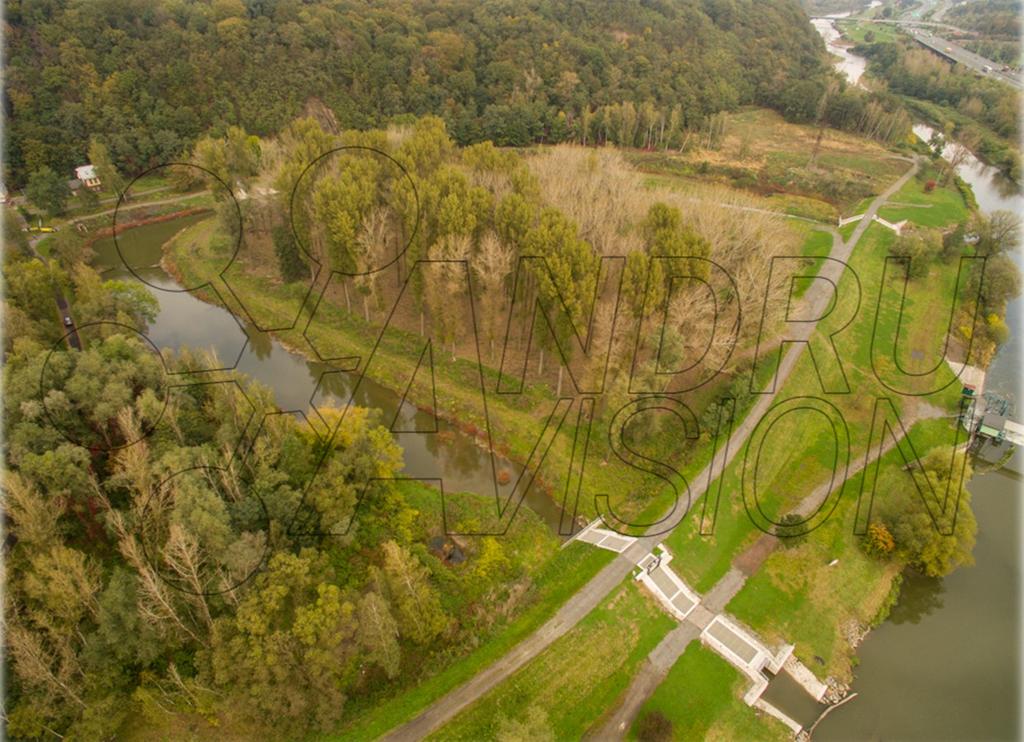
<box><xmin>381</xmin><ymin>159</ymin><xmax>923</xmax><ymax>741</ymax></box>
<box><xmin>78</xmin><ymin>189</ymin><xmax>211</xmax><ymax>221</ymax></box>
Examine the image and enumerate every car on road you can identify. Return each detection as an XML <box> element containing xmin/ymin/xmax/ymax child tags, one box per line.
<box><xmin>63</xmin><ymin>316</ymin><xmax>73</xmax><ymax>327</ymax></box>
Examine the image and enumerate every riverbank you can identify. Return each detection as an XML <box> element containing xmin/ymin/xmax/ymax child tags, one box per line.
<box><xmin>90</xmin><ymin>215</ymin><xmax>630</xmax><ymax>741</ymax></box>
<box><xmin>804</xmin><ymin>14</ymin><xmax>1023</xmax><ymax>739</ymax></box>
<box><xmin>158</xmin><ymin>212</ymin><xmax>781</xmax><ymax>533</ymax></box>
<box><xmin>620</xmin><ymin>146</ymin><xmax>1002</xmax><ymax>738</ymax></box>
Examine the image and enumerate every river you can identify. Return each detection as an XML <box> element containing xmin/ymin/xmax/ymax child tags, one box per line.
<box><xmin>812</xmin><ymin>18</ymin><xmax>1023</xmax><ymax>741</ymax></box>
<box><xmin>90</xmin><ymin>219</ymin><xmax>570</xmax><ymax>536</ymax></box>
<box><xmin>812</xmin><ymin>14</ymin><xmax>867</xmax><ymax>87</ymax></box>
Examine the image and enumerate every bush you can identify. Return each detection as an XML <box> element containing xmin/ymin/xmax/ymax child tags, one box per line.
<box><xmin>923</xmin><ymin>179</ymin><xmax>936</xmax><ymax>192</ymax></box>
<box><xmin>637</xmin><ymin>711</ymin><xmax>673</xmax><ymax>742</ymax></box>
<box><xmin>877</xmin><ymin>446</ymin><xmax>977</xmax><ymax>577</ymax></box>
<box><xmin>863</xmin><ymin>522</ymin><xmax>896</xmax><ymax>557</ymax></box>
<box><xmin>774</xmin><ymin>512</ymin><xmax>807</xmax><ymax>547</ymax></box>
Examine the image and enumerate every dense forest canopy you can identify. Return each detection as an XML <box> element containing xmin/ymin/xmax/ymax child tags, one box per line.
<box><xmin>1</xmin><ymin>236</ymin><xmax>562</xmax><ymax>738</ymax></box>
<box><xmin>4</xmin><ymin>0</ymin><xmax>831</xmax><ymax>186</ymax></box>
<box><xmin>948</xmin><ymin>0</ymin><xmax>1021</xmax><ymax>40</ymax></box>
<box><xmin>949</xmin><ymin>0</ymin><xmax>1022</xmax><ymax>66</ymax></box>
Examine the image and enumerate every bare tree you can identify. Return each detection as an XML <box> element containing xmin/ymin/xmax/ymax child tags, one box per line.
<box><xmin>474</xmin><ymin>232</ymin><xmax>514</xmax><ymax>359</ymax></box>
<box><xmin>355</xmin><ymin>206</ymin><xmax>392</xmax><ymax>322</ymax></box>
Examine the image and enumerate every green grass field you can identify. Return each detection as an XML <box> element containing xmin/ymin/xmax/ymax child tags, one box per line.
<box><xmin>666</xmin><ymin>219</ymin><xmax>966</xmax><ymax>570</ymax></box>
<box><xmin>665</xmin><ymin>187</ymin><xmax>969</xmax><ymax>663</ymax></box>
<box><xmin>726</xmin><ymin>417</ymin><xmax>957</xmax><ymax>679</ymax></box>
<box><xmin>878</xmin><ymin>171</ymin><xmax>968</xmax><ymax>228</ymax></box>
<box><xmin>427</xmin><ymin>580</ymin><xmax>675</xmax><ymax>740</ymax></box>
<box><xmin>836</xmin><ymin>20</ymin><xmax>902</xmax><ymax>45</ymax></box>
<box><xmin>629</xmin><ymin>644</ymin><xmax>789</xmax><ymax>741</ymax></box>
<box><xmin>164</xmin><ymin>148</ymin><xmax>974</xmax><ymax>735</ymax></box>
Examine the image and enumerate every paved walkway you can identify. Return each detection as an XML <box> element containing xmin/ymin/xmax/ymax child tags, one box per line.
<box><xmin>573</xmin><ymin>519</ymin><xmax>639</xmax><ymax>553</ymax></box>
<box><xmin>382</xmin><ymin>158</ymin><xmax>922</xmax><ymax>742</ymax></box>
<box><xmin>593</xmin><ymin>157</ymin><xmax>927</xmax><ymax>739</ymax></box>
<box><xmin>596</xmin><ymin>390</ymin><xmax>942</xmax><ymax>738</ymax></box>
<box><xmin>635</xmin><ymin>550</ymin><xmax>700</xmax><ymax>620</ymax></box>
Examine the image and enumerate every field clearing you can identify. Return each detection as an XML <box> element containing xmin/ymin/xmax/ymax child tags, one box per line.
<box><xmin>726</xmin><ymin>418</ymin><xmax>956</xmax><ymax>680</ymax></box>
<box><xmin>836</xmin><ymin>20</ymin><xmax>902</xmax><ymax>44</ymax></box>
<box><xmin>627</xmin><ymin>108</ymin><xmax>910</xmax><ymax>215</ymax></box>
<box><xmin>877</xmin><ymin>168</ymin><xmax>969</xmax><ymax>228</ymax></box>
<box><xmin>665</xmin><ymin>217</ymin><xmax>966</xmax><ymax>590</ymax></box>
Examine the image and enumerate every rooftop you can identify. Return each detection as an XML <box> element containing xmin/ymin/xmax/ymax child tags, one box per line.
<box><xmin>75</xmin><ymin>164</ymin><xmax>98</xmax><ymax>181</ymax></box>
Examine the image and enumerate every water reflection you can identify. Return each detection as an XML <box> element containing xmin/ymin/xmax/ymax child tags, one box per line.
<box><xmin>912</xmin><ymin>123</ymin><xmax>1023</xmax><ymax>215</ymax></box>
<box><xmin>246</xmin><ymin>324</ymin><xmax>274</xmax><ymax>361</ymax></box>
<box><xmin>90</xmin><ymin>218</ymin><xmax>569</xmax><ymax>535</ymax></box>
<box><xmin>812</xmin><ymin>20</ymin><xmax>1022</xmax><ymax>741</ymax></box>
<box><xmin>886</xmin><ymin>573</ymin><xmax>945</xmax><ymax>626</ymax></box>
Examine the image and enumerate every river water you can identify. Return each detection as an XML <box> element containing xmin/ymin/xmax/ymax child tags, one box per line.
<box><xmin>812</xmin><ymin>15</ymin><xmax>867</xmax><ymax>87</ymax></box>
<box><xmin>91</xmin><ymin>220</ymin><xmax>570</xmax><ymax>535</ymax></box>
<box><xmin>812</xmin><ymin>20</ymin><xmax>1023</xmax><ymax>741</ymax></box>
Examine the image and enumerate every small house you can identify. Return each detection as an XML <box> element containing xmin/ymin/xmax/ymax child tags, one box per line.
<box><xmin>74</xmin><ymin>165</ymin><xmax>101</xmax><ymax>190</ymax></box>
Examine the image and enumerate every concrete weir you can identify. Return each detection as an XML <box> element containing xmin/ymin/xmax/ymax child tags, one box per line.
<box><xmin>698</xmin><ymin>615</ymin><xmax>827</xmax><ymax>734</ymax></box>
<box><xmin>574</xmin><ymin>528</ymin><xmax>830</xmax><ymax>735</ymax></box>
<box><xmin>635</xmin><ymin>550</ymin><xmax>700</xmax><ymax>620</ymax></box>
<box><xmin>569</xmin><ymin>518</ymin><xmax>638</xmax><ymax>553</ymax></box>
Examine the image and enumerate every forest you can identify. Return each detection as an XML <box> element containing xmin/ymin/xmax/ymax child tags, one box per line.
<box><xmin>5</xmin><ymin>0</ymin><xmax>912</xmax><ymax>189</ymax></box>
<box><xmin>3</xmin><ymin>225</ymin><xmax>571</xmax><ymax>738</ymax></box>
<box><xmin>10</xmin><ymin>105</ymin><xmax>1015</xmax><ymax>736</ymax></box>
<box><xmin>2</xmin><ymin>109</ymin><xmax>796</xmax><ymax>738</ymax></box>
<box><xmin>5</xmin><ymin>1</ymin><xmax>1019</xmax><ymax>739</ymax></box>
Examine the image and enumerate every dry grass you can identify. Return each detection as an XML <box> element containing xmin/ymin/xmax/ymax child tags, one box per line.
<box><xmin>528</xmin><ymin>145</ymin><xmax>800</xmax><ymax>368</ymax></box>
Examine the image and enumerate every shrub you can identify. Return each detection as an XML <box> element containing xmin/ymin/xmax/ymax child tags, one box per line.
<box><xmin>637</xmin><ymin>711</ymin><xmax>673</xmax><ymax>742</ymax></box>
<box><xmin>863</xmin><ymin>522</ymin><xmax>895</xmax><ymax>557</ymax></box>
<box><xmin>774</xmin><ymin>512</ymin><xmax>807</xmax><ymax>547</ymax></box>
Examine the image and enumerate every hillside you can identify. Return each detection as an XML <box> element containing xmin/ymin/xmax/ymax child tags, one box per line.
<box><xmin>4</xmin><ymin>0</ymin><xmax>828</xmax><ymax>186</ymax></box>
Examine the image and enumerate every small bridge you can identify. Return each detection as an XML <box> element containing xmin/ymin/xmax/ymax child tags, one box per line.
<box><xmin>838</xmin><ymin>212</ymin><xmax>908</xmax><ymax>234</ymax></box>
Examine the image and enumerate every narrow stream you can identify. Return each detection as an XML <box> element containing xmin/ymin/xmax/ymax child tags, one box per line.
<box><xmin>91</xmin><ymin>220</ymin><xmax>571</xmax><ymax>535</ymax></box>
<box><xmin>811</xmin><ymin>19</ymin><xmax>1023</xmax><ymax>741</ymax></box>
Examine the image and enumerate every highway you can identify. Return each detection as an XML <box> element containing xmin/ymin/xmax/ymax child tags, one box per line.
<box><xmin>908</xmin><ymin>28</ymin><xmax>1023</xmax><ymax>90</ymax></box>
<box><xmin>812</xmin><ymin>0</ymin><xmax>1024</xmax><ymax>92</ymax></box>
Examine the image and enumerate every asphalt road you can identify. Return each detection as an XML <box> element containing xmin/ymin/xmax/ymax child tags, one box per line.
<box><xmin>20</xmin><ymin>222</ymin><xmax>83</xmax><ymax>351</ymax></box>
<box><xmin>813</xmin><ymin>0</ymin><xmax>1023</xmax><ymax>91</ymax></box>
<box><xmin>909</xmin><ymin>29</ymin><xmax>1023</xmax><ymax>90</ymax></box>
<box><xmin>54</xmin><ymin>292</ymin><xmax>82</xmax><ymax>350</ymax></box>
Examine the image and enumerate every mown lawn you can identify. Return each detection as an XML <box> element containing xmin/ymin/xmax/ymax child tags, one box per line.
<box><xmin>427</xmin><ymin>580</ymin><xmax>676</xmax><ymax>741</ymax></box>
<box><xmin>726</xmin><ymin>417</ymin><xmax>957</xmax><ymax>680</ymax></box>
<box><xmin>666</xmin><ymin>213</ymin><xmax>968</xmax><ymax>596</ymax></box>
<box><xmin>629</xmin><ymin>644</ymin><xmax>789</xmax><ymax>741</ymax></box>
<box><xmin>878</xmin><ymin>171</ymin><xmax>968</xmax><ymax>228</ymax></box>
<box><xmin>837</xmin><ymin>20</ymin><xmax>902</xmax><ymax>44</ymax></box>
